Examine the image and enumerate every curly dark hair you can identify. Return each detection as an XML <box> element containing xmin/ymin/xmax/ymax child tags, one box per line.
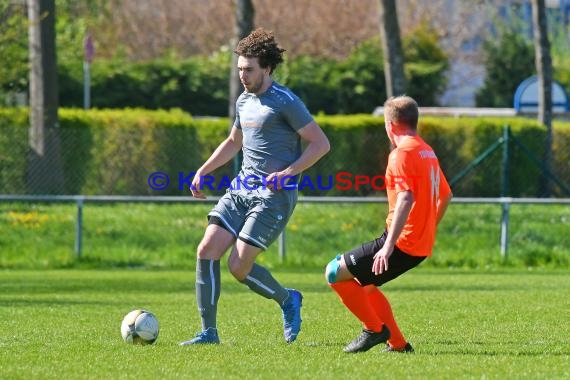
<box><xmin>234</xmin><ymin>28</ymin><xmax>286</xmax><ymax>74</ymax></box>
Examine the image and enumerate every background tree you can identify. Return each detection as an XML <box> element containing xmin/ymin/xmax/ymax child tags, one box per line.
<box><xmin>228</xmin><ymin>0</ymin><xmax>254</xmax><ymax>124</ymax></box>
<box><xmin>531</xmin><ymin>0</ymin><xmax>553</xmax><ymax>197</ymax></box>
<box><xmin>228</xmin><ymin>0</ymin><xmax>254</xmax><ymax>175</ymax></box>
<box><xmin>377</xmin><ymin>0</ymin><xmax>406</xmax><ymax>98</ymax></box>
<box><xmin>27</xmin><ymin>0</ymin><xmax>64</xmax><ymax>194</ymax></box>
<box><xmin>7</xmin><ymin>0</ymin><xmax>564</xmax><ymax>111</ymax></box>
<box><xmin>403</xmin><ymin>23</ymin><xmax>449</xmax><ymax>106</ymax></box>
<box><xmin>0</xmin><ymin>2</ymin><xmax>28</xmax><ymax>105</ymax></box>
<box><xmin>475</xmin><ymin>29</ymin><xmax>535</xmax><ymax>107</ymax></box>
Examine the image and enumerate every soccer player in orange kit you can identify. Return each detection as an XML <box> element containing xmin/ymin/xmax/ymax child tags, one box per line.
<box><xmin>324</xmin><ymin>95</ymin><xmax>453</xmax><ymax>353</ymax></box>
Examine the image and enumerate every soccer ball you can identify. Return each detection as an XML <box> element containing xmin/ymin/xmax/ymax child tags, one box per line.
<box><xmin>120</xmin><ymin>309</ymin><xmax>159</xmax><ymax>345</ymax></box>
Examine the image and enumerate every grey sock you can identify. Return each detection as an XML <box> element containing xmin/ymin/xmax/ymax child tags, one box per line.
<box><xmin>195</xmin><ymin>259</ymin><xmax>220</xmax><ymax>330</ymax></box>
<box><xmin>241</xmin><ymin>263</ymin><xmax>289</xmax><ymax>305</ymax></box>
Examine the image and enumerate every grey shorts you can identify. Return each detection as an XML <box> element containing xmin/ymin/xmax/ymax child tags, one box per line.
<box><xmin>208</xmin><ymin>182</ymin><xmax>298</xmax><ymax>250</ymax></box>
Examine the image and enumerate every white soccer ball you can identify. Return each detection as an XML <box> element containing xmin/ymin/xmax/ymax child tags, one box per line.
<box><xmin>120</xmin><ymin>309</ymin><xmax>159</xmax><ymax>345</ymax></box>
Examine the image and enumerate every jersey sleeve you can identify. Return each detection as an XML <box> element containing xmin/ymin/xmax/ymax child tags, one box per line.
<box><xmin>282</xmin><ymin>96</ymin><xmax>314</xmax><ymax>131</ymax></box>
<box><xmin>233</xmin><ymin>99</ymin><xmax>241</xmax><ymax>130</ymax></box>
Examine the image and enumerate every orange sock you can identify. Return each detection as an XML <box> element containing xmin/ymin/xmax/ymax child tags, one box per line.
<box><xmin>330</xmin><ymin>280</ymin><xmax>383</xmax><ymax>332</ymax></box>
<box><xmin>364</xmin><ymin>285</ymin><xmax>407</xmax><ymax>349</ymax></box>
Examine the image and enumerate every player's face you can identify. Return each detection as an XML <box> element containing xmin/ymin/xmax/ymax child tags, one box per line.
<box><xmin>238</xmin><ymin>56</ymin><xmax>269</xmax><ymax>94</ymax></box>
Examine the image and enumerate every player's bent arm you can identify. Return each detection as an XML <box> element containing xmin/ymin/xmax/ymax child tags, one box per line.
<box><xmin>283</xmin><ymin>121</ymin><xmax>330</xmax><ymax>176</ymax></box>
<box><xmin>384</xmin><ymin>190</ymin><xmax>414</xmax><ymax>249</ymax></box>
<box><xmin>436</xmin><ymin>191</ymin><xmax>453</xmax><ymax>225</ymax></box>
<box><xmin>196</xmin><ymin>126</ymin><xmax>243</xmax><ymax>176</ymax></box>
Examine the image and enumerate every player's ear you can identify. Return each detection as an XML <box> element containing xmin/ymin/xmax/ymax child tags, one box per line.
<box><xmin>389</xmin><ymin>120</ymin><xmax>404</xmax><ymax>133</ymax></box>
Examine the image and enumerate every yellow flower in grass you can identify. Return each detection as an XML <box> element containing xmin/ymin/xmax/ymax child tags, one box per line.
<box><xmin>7</xmin><ymin>211</ymin><xmax>50</xmax><ymax>229</ymax></box>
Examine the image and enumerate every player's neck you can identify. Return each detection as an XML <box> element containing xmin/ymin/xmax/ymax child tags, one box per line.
<box><xmin>392</xmin><ymin>131</ymin><xmax>417</xmax><ymax>146</ymax></box>
<box><xmin>254</xmin><ymin>77</ymin><xmax>273</xmax><ymax>96</ymax></box>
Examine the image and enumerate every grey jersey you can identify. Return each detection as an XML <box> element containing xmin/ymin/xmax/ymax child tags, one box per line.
<box><xmin>234</xmin><ymin>82</ymin><xmax>314</xmax><ymax>182</ymax></box>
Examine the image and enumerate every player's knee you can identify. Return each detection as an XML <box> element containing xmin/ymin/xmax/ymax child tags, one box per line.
<box><xmin>325</xmin><ymin>255</ymin><xmax>341</xmax><ymax>284</ymax></box>
<box><xmin>197</xmin><ymin>238</ymin><xmax>224</xmax><ymax>260</ymax></box>
<box><xmin>196</xmin><ymin>241</ymin><xmax>208</xmax><ymax>259</ymax></box>
<box><xmin>227</xmin><ymin>255</ymin><xmax>248</xmax><ymax>281</ymax></box>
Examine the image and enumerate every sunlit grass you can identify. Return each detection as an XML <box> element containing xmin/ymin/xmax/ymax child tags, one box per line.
<box><xmin>0</xmin><ymin>269</ymin><xmax>568</xmax><ymax>379</ymax></box>
<box><xmin>0</xmin><ymin>201</ymin><xmax>568</xmax><ymax>269</ymax></box>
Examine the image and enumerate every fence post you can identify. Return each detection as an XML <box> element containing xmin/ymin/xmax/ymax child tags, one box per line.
<box><xmin>75</xmin><ymin>197</ymin><xmax>84</xmax><ymax>258</ymax></box>
<box><xmin>501</xmin><ymin>125</ymin><xmax>510</xmax><ymax>198</ymax></box>
<box><xmin>500</xmin><ymin>200</ymin><xmax>510</xmax><ymax>259</ymax></box>
<box><xmin>500</xmin><ymin>125</ymin><xmax>510</xmax><ymax>259</ymax></box>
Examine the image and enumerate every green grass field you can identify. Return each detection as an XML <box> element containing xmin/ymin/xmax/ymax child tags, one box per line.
<box><xmin>1</xmin><ymin>269</ymin><xmax>569</xmax><ymax>379</ymax></box>
<box><xmin>0</xmin><ymin>202</ymin><xmax>568</xmax><ymax>269</ymax></box>
<box><xmin>1</xmin><ymin>201</ymin><xmax>569</xmax><ymax>378</ymax></box>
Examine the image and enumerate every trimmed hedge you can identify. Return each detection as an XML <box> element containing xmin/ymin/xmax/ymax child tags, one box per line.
<box><xmin>1</xmin><ymin>107</ymin><xmax>569</xmax><ymax>197</ymax></box>
<box><xmin>420</xmin><ymin>117</ymin><xmax>549</xmax><ymax>197</ymax></box>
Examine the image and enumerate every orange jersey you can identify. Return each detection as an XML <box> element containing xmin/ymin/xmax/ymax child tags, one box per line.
<box><xmin>385</xmin><ymin>135</ymin><xmax>451</xmax><ymax>256</ymax></box>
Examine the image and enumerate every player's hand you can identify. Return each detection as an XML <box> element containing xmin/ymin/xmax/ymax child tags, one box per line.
<box><xmin>190</xmin><ymin>173</ymin><xmax>207</xmax><ymax>199</ymax></box>
<box><xmin>265</xmin><ymin>171</ymin><xmax>293</xmax><ymax>191</ymax></box>
<box><xmin>372</xmin><ymin>245</ymin><xmax>394</xmax><ymax>275</ymax></box>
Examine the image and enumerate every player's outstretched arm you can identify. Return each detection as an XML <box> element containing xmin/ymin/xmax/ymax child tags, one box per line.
<box><xmin>372</xmin><ymin>190</ymin><xmax>414</xmax><ymax>275</ymax></box>
<box><xmin>436</xmin><ymin>168</ymin><xmax>453</xmax><ymax>225</ymax></box>
<box><xmin>436</xmin><ymin>191</ymin><xmax>453</xmax><ymax>225</ymax></box>
<box><xmin>265</xmin><ymin>121</ymin><xmax>330</xmax><ymax>190</ymax></box>
<box><xmin>294</xmin><ymin>121</ymin><xmax>330</xmax><ymax>172</ymax></box>
<box><xmin>191</xmin><ymin>126</ymin><xmax>243</xmax><ymax>199</ymax></box>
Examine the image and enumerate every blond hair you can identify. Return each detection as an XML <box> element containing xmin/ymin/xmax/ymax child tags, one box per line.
<box><xmin>384</xmin><ymin>96</ymin><xmax>419</xmax><ymax>130</ymax></box>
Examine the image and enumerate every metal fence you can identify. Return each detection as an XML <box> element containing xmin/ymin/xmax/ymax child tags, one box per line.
<box><xmin>2</xmin><ymin>111</ymin><xmax>570</xmax><ymax>264</ymax></box>
<box><xmin>1</xmin><ymin>194</ymin><xmax>569</xmax><ymax>260</ymax></box>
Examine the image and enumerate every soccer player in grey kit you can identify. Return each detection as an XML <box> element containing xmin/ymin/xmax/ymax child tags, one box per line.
<box><xmin>180</xmin><ymin>28</ymin><xmax>330</xmax><ymax>345</ymax></box>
